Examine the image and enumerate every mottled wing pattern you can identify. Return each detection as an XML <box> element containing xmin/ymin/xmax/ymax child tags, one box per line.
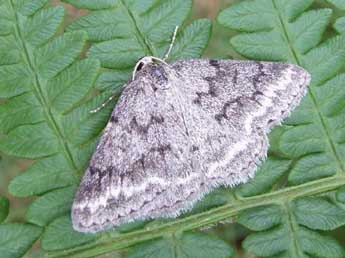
<box><xmin>72</xmin><ymin>59</ymin><xmax>310</xmax><ymax>233</ymax></box>
<box><xmin>171</xmin><ymin>59</ymin><xmax>310</xmax><ymax>185</ymax></box>
<box><xmin>72</xmin><ymin>64</ymin><xmax>202</xmax><ymax>232</ymax></box>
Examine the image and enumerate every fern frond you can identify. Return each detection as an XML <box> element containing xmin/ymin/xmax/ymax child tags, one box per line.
<box><xmin>218</xmin><ymin>0</ymin><xmax>345</xmax><ymax>257</ymax></box>
<box><xmin>0</xmin><ymin>0</ymin><xmax>111</xmax><ymax>255</ymax></box>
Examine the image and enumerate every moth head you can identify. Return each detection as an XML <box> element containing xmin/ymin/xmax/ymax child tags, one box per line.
<box><xmin>133</xmin><ymin>56</ymin><xmax>171</xmax><ymax>90</ymax></box>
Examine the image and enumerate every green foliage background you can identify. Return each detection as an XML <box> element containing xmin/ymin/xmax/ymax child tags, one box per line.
<box><xmin>1</xmin><ymin>0</ymin><xmax>345</xmax><ymax>257</ymax></box>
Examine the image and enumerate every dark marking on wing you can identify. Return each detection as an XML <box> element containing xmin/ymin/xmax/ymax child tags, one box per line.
<box><xmin>232</xmin><ymin>68</ymin><xmax>238</xmax><ymax>84</ymax></box>
<box><xmin>193</xmin><ymin>62</ymin><xmax>228</xmax><ymax>105</ymax></box>
<box><xmin>151</xmin><ymin>114</ymin><xmax>165</xmax><ymax>123</ymax></box>
<box><xmin>191</xmin><ymin>145</ymin><xmax>199</xmax><ymax>152</ymax></box>
<box><xmin>89</xmin><ymin>166</ymin><xmax>98</xmax><ymax>176</ymax></box>
<box><xmin>204</xmin><ymin>77</ymin><xmax>218</xmax><ymax>97</ymax></box>
<box><xmin>250</xmin><ymin>91</ymin><xmax>264</xmax><ymax>106</ymax></box>
<box><xmin>110</xmin><ymin>116</ymin><xmax>119</xmax><ymax>123</ymax></box>
<box><xmin>129</xmin><ymin>114</ymin><xmax>165</xmax><ymax>134</ymax></box>
<box><xmin>209</xmin><ymin>59</ymin><xmax>220</xmax><ymax>69</ymax></box>
<box><xmin>252</xmin><ymin>62</ymin><xmax>266</xmax><ymax>90</ymax></box>
<box><xmin>215</xmin><ymin>99</ymin><xmax>241</xmax><ymax>122</ymax></box>
<box><xmin>214</xmin><ymin>89</ymin><xmax>266</xmax><ymax>123</ymax></box>
<box><xmin>152</xmin><ymin>84</ymin><xmax>158</xmax><ymax>92</ymax></box>
<box><xmin>119</xmin><ymin>173</ymin><xmax>125</xmax><ymax>185</ymax></box>
<box><xmin>130</xmin><ymin>154</ymin><xmax>146</xmax><ymax>171</ymax></box>
<box><xmin>193</xmin><ymin>77</ymin><xmax>218</xmax><ymax>105</ymax></box>
<box><xmin>89</xmin><ymin>166</ymin><xmax>112</xmax><ymax>178</ymax></box>
<box><xmin>149</xmin><ymin>144</ymin><xmax>172</xmax><ymax>159</ymax></box>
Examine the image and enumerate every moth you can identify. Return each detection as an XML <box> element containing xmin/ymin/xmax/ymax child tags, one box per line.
<box><xmin>72</xmin><ymin>28</ymin><xmax>311</xmax><ymax>233</ymax></box>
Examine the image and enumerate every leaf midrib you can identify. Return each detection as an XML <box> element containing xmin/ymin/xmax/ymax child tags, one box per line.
<box><xmin>283</xmin><ymin>202</ymin><xmax>304</xmax><ymax>257</ymax></box>
<box><xmin>9</xmin><ymin>0</ymin><xmax>80</xmax><ymax>180</ymax></box>
<box><xmin>118</xmin><ymin>0</ymin><xmax>156</xmax><ymax>57</ymax></box>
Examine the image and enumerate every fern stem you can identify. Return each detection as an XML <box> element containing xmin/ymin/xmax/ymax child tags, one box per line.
<box><xmin>37</xmin><ymin>174</ymin><xmax>345</xmax><ymax>258</ymax></box>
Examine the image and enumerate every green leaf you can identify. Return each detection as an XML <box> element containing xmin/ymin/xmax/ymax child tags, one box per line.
<box><xmin>303</xmin><ymin>36</ymin><xmax>345</xmax><ymax>84</ymax></box>
<box><xmin>19</xmin><ymin>0</ymin><xmax>50</xmax><ymax>16</ymax></box>
<box><xmin>237</xmin><ymin>205</ymin><xmax>282</xmax><ymax>231</ymax></box>
<box><xmin>289</xmin><ymin>9</ymin><xmax>332</xmax><ymax>54</ymax></box>
<box><xmin>243</xmin><ymin>226</ymin><xmax>289</xmax><ymax>257</ymax></box>
<box><xmin>0</xmin><ymin>64</ymin><xmax>33</xmax><ymax>98</ymax></box>
<box><xmin>294</xmin><ymin>196</ymin><xmax>345</xmax><ymax>230</ymax></box>
<box><xmin>0</xmin><ymin>224</ymin><xmax>42</xmax><ymax>258</ymax></box>
<box><xmin>299</xmin><ymin>227</ymin><xmax>345</xmax><ymax>258</ymax></box>
<box><xmin>41</xmin><ymin>215</ymin><xmax>99</xmax><ymax>251</ymax></box>
<box><xmin>218</xmin><ymin>2</ymin><xmax>332</xmax><ymax>61</ymax></box>
<box><xmin>63</xmin><ymin>0</ymin><xmax>117</xmax><ymax>10</ymax></box>
<box><xmin>217</xmin><ymin>0</ymin><xmax>314</xmax><ymax>31</ymax></box>
<box><xmin>8</xmin><ymin>154</ymin><xmax>76</xmax><ymax>197</ymax></box>
<box><xmin>167</xmin><ymin>19</ymin><xmax>212</xmax><ymax>62</ymax></box>
<box><xmin>26</xmin><ymin>186</ymin><xmax>77</xmax><ymax>226</ymax></box>
<box><xmin>334</xmin><ymin>17</ymin><xmax>345</xmax><ymax>34</ymax></box>
<box><xmin>0</xmin><ymin>196</ymin><xmax>9</xmax><ymax>223</ymax></box>
<box><xmin>35</xmin><ymin>31</ymin><xmax>87</xmax><ymax>79</ymax></box>
<box><xmin>24</xmin><ymin>6</ymin><xmax>64</xmax><ymax>47</ymax></box>
<box><xmin>0</xmin><ymin>93</ymin><xmax>44</xmax><ymax>134</ymax></box>
<box><xmin>86</xmin><ymin>37</ymin><xmax>145</xmax><ymax>69</ymax></box>
<box><xmin>0</xmin><ymin>123</ymin><xmax>60</xmax><ymax>158</ymax></box>
<box><xmin>46</xmin><ymin>58</ymin><xmax>100</xmax><ymax>113</ymax></box>
<box><xmin>125</xmin><ymin>232</ymin><xmax>233</xmax><ymax>258</ymax></box>
<box><xmin>327</xmin><ymin>0</ymin><xmax>345</xmax><ymax>10</ymax></box>
<box><xmin>236</xmin><ymin>157</ymin><xmax>291</xmax><ymax>197</ymax></box>
<box><xmin>0</xmin><ymin>34</ymin><xmax>21</xmax><ymax>66</ymax></box>
<box><xmin>186</xmin><ymin>188</ymin><xmax>230</xmax><ymax>216</ymax></box>
<box><xmin>95</xmin><ymin>69</ymin><xmax>131</xmax><ymax>91</ymax></box>
<box><xmin>243</xmin><ymin>223</ymin><xmax>345</xmax><ymax>258</ymax></box>
<box><xmin>288</xmin><ymin>152</ymin><xmax>337</xmax><ymax>185</ymax></box>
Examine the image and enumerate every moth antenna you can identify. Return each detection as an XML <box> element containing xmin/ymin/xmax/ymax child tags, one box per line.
<box><xmin>90</xmin><ymin>93</ymin><xmax>117</xmax><ymax>114</ymax></box>
<box><xmin>164</xmin><ymin>26</ymin><xmax>179</xmax><ymax>61</ymax></box>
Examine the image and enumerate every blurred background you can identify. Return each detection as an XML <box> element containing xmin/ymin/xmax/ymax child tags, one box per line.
<box><xmin>0</xmin><ymin>0</ymin><xmax>344</xmax><ymax>257</ymax></box>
